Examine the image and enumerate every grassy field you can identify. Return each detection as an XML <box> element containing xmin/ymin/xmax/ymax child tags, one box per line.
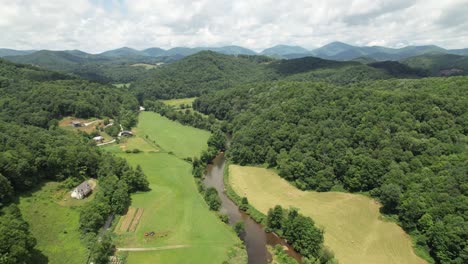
<box><xmin>229</xmin><ymin>165</ymin><xmax>426</xmax><ymax>264</ymax></box>
<box><xmin>17</xmin><ymin>182</ymin><xmax>93</xmax><ymax>264</ymax></box>
<box><xmin>110</xmin><ymin>112</ymin><xmax>242</xmax><ymax>263</ymax></box>
<box><xmin>135</xmin><ymin>112</ymin><xmax>210</xmax><ymax>158</ymax></box>
<box><xmin>161</xmin><ymin>97</ymin><xmax>197</xmax><ymax>107</ymax></box>
<box><xmin>131</xmin><ymin>63</ymin><xmax>158</xmax><ymax>69</ymax></box>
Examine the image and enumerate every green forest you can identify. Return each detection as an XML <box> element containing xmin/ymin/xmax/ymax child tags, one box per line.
<box><xmin>131</xmin><ymin>51</ymin><xmax>428</xmax><ymax>100</ymax></box>
<box><xmin>194</xmin><ymin>77</ymin><xmax>467</xmax><ymax>264</ymax></box>
<box><xmin>0</xmin><ymin>59</ymin><xmax>148</xmax><ymax>263</ymax></box>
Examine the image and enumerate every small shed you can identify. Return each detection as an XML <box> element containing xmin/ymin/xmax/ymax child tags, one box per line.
<box><xmin>119</xmin><ymin>131</ymin><xmax>134</xmax><ymax>137</ymax></box>
<box><xmin>71</xmin><ymin>121</ymin><xmax>82</xmax><ymax>127</ymax></box>
<box><xmin>71</xmin><ymin>181</ymin><xmax>92</xmax><ymax>199</ymax></box>
<box><xmin>93</xmin><ymin>136</ymin><xmax>104</xmax><ymax>143</ymax></box>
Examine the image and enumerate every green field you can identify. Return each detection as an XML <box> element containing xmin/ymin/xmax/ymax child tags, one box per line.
<box><xmin>111</xmin><ymin>112</ymin><xmax>242</xmax><ymax>263</ymax></box>
<box><xmin>229</xmin><ymin>165</ymin><xmax>426</xmax><ymax>264</ymax></box>
<box><xmin>161</xmin><ymin>97</ymin><xmax>197</xmax><ymax>107</ymax></box>
<box><xmin>135</xmin><ymin>112</ymin><xmax>210</xmax><ymax>158</ymax></box>
<box><xmin>17</xmin><ymin>182</ymin><xmax>91</xmax><ymax>264</ymax></box>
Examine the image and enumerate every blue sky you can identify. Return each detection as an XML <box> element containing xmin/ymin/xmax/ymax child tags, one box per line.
<box><xmin>0</xmin><ymin>0</ymin><xmax>467</xmax><ymax>53</ymax></box>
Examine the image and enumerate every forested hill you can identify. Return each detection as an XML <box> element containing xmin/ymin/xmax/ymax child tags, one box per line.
<box><xmin>194</xmin><ymin>77</ymin><xmax>468</xmax><ymax>263</ymax></box>
<box><xmin>132</xmin><ymin>51</ymin><xmax>426</xmax><ymax>100</ymax></box>
<box><xmin>402</xmin><ymin>54</ymin><xmax>468</xmax><ymax>76</ymax></box>
<box><xmin>0</xmin><ymin>59</ymin><xmax>138</xmax><ymax>128</ymax></box>
<box><xmin>0</xmin><ymin>59</ymin><xmax>147</xmax><ymax>263</ymax></box>
<box><xmin>131</xmin><ymin>51</ymin><xmax>274</xmax><ymax>100</ymax></box>
<box><xmin>3</xmin><ymin>50</ymin><xmax>167</xmax><ymax>83</ymax></box>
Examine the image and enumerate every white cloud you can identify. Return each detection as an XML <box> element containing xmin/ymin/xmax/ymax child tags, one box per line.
<box><xmin>0</xmin><ymin>0</ymin><xmax>466</xmax><ymax>53</ymax></box>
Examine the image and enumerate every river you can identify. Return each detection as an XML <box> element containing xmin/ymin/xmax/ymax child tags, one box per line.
<box><xmin>203</xmin><ymin>153</ymin><xmax>302</xmax><ymax>264</ymax></box>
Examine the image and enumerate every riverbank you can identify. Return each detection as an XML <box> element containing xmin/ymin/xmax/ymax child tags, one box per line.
<box><xmin>204</xmin><ymin>153</ymin><xmax>302</xmax><ymax>264</ymax></box>
<box><xmin>228</xmin><ymin>165</ymin><xmax>427</xmax><ymax>264</ymax></box>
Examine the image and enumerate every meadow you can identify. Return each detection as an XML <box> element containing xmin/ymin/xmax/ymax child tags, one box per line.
<box><xmin>228</xmin><ymin>165</ymin><xmax>427</xmax><ymax>264</ymax></box>
<box><xmin>111</xmin><ymin>112</ymin><xmax>242</xmax><ymax>263</ymax></box>
<box><xmin>134</xmin><ymin>111</ymin><xmax>210</xmax><ymax>158</ymax></box>
<box><xmin>161</xmin><ymin>97</ymin><xmax>197</xmax><ymax>107</ymax></box>
<box><xmin>17</xmin><ymin>182</ymin><xmax>92</xmax><ymax>264</ymax></box>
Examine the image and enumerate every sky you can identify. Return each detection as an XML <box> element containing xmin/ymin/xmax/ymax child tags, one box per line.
<box><xmin>1</xmin><ymin>0</ymin><xmax>467</xmax><ymax>53</ymax></box>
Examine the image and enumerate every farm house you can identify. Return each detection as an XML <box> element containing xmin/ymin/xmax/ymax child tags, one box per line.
<box><xmin>71</xmin><ymin>181</ymin><xmax>92</xmax><ymax>199</ymax></box>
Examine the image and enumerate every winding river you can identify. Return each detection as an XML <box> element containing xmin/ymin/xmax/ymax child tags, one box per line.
<box><xmin>203</xmin><ymin>153</ymin><xmax>302</xmax><ymax>264</ymax></box>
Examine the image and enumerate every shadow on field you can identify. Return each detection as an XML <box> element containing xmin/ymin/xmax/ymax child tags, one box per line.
<box><xmin>30</xmin><ymin>249</ymin><xmax>49</xmax><ymax>264</ymax></box>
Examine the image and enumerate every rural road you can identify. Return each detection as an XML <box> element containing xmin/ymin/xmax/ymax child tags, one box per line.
<box><xmin>116</xmin><ymin>245</ymin><xmax>191</xmax><ymax>251</ymax></box>
<box><xmin>97</xmin><ymin>139</ymin><xmax>116</xmax><ymax>146</ymax></box>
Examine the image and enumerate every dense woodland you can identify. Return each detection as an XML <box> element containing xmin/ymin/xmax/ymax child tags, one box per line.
<box><xmin>132</xmin><ymin>51</ymin><xmax>428</xmax><ymax>100</ymax></box>
<box><xmin>0</xmin><ymin>59</ymin><xmax>148</xmax><ymax>263</ymax></box>
<box><xmin>194</xmin><ymin>77</ymin><xmax>467</xmax><ymax>263</ymax></box>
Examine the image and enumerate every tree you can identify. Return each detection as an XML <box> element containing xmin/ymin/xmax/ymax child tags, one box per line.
<box><xmin>239</xmin><ymin>197</ymin><xmax>249</xmax><ymax>211</ymax></box>
<box><xmin>234</xmin><ymin>221</ymin><xmax>245</xmax><ymax>236</ymax></box>
<box><xmin>111</xmin><ymin>180</ymin><xmax>131</xmax><ymax>214</ymax></box>
<box><xmin>0</xmin><ymin>174</ymin><xmax>13</xmax><ymax>206</ymax></box>
<box><xmin>379</xmin><ymin>183</ymin><xmax>401</xmax><ymax>213</ymax></box>
<box><xmin>0</xmin><ymin>205</ymin><xmax>37</xmax><ymax>263</ymax></box>
<box><xmin>267</xmin><ymin>205</ymin><xmax>284</xmax><ymax>232</ymax></box>
<box><xmin>204</xmin><ymin>187</ymin><xmax>221</xmax><ymax>211</ymax></box>
<box><xmin>90</xmin><ymin>234</ymin><xmax>113</xmax><ymax>264</ymax></box>
<box><xmin>208</xmin><ymin>129</ymin><xmax>226</xmax><ymax>151</ymax></box>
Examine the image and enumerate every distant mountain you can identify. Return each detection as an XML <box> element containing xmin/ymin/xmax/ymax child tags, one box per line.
<box><xmin>142</xmin><ymin>47</ymin><xmax>166</xmax><ymax>57</ymax></box>
<box><xmin>311</xmin><ymin>42</ymin><xmax>357</xmax><ymax>57</ymax></box>
<box><xmin>207</xmin><ymin>46</ymin><xmax>257</xmax><ymax>55</ymax></box>
<box><xmin>3</xmin><ymin>50</ymin><xmax>161</xmax><ymax>83</ymax></box>
<box><xmin>448</xmin><ymin>48</ymin><xmax>468</xmax><ymax>56</ymax></box>
<box><xmin>311</xmin><ymin>42</ymin><xmax>450</xmax><ymax>61</ymax></box>
<box><xmin>261</xmin><ymin>45</ymin><xmax>311</xmax><ymax>57</ymax></box>
<box><xmin>0</xmin><ymin>48</ymin><xmax>36</xmax><ymax>57</ymax></box>
<box><xmin>99</xmin><ymin>47</ymin><xmax>146</xmax><ymax>58</ymax></box>
<box><xmin>402</xmin><ymin>54</ymin><xmax>468</xmax><ymax>76</ymax></box>
<box><xmin>5</xmin><ymin>50</ymin><xmax>108</xmax><ymax>68</ymax></box>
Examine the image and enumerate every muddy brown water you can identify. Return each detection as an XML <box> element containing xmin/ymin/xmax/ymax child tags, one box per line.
<box><xmin>203</xmin><ymin>153</ymin><xmax>302</xmax><ymax>264</ymax></box>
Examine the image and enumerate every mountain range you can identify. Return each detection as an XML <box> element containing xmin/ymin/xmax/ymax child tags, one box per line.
<box><xmin>2</xmin><ymin>42</ymin><xmax>467</xmax><ymax>62</ymax></box>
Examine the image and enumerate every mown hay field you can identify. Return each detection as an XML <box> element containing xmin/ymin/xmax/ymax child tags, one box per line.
<box><xmin>229</xmin><ymin>165</ymin><xmax>426</xmax><ymax>264</ymax></box>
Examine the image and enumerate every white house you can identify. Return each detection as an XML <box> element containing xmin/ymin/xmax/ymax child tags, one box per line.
<box><xmin>71</xmin><ymin>181</ymin><xmax>92</xmax><ymax>199</ymax></box>
<box><xmin>93</xmin><ymin>136</ymin><xmax>104</xmax><ymax>143</ymax></box>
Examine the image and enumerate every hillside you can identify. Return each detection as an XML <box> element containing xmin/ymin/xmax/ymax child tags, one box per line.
<box><xmin>261</xmin><ymin>45</ymin><xmax>311</xmax><ymax>57</ymax></box>
<box><xmin>4</xmin><ymin>50</ymin><xmax>156</xmax><ymax>83</ymax></box>
<box><xmin>133</xmin><ymin>51</ymin><xmax>429</xmax><ymax>99</ymax></box>
<box><xmin>402</xmin><ymin>54</ymin><xmax>468</xmax><ymax>76</ymax></box>
<box><xmin>0</xmin><ymin>48</ymin><xmax>36</xmax><ymax>57</ymax></box>
<box><xmin>132</xmin><ymin>51</ymin><xmax>273</xmax><ymax>99</ymax></box>
<box><xmin>194</xmin><ymin>77</ymin><xmax>468</xmax><ymax>264</ymax></box>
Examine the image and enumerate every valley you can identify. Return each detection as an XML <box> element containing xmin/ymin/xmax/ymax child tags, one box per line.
<box><xmin>104</xmin><ymin>112</ymin><xmax>243</xmax><ymax>264</ymax></box>
<box><xmin>0</xmin><ymin>29</ymin><xmax>466</xmax><ymax>264</ymax></box>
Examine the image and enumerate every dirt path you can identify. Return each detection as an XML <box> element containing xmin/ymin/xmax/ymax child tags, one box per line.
<box><xmin>97</xmin><ymin>139</ymin><xmax>116</xmax><ymax>146</ymax></box>
<box><xmin>116</xmin><ymin>245</ymin><xmax>191</xmax><ymax>251</ymax></box>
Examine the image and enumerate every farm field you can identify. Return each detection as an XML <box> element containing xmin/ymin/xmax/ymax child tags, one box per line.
<box><xmin>135</xmin><ymin>112</ymin><xmax>210</xmax><ymax>158</ymax></box>
<box><xmin>228</xmin><ymin>165</ymin><xmax>427</xmax><ymax>264</ymax></box>
<box><xmin>17</xmin><ymin>182</ymin><xmax>92</xmax><ymax>264</ymax></box>
<box><xmin>111</xmin><ymin>112</ymin><xmax>241</xmax><ymax>263</ymax></box>
<box><xmin>161</xmin><ymin>97</ymin><xmax>197</xmax><ymax>107</ymax></box>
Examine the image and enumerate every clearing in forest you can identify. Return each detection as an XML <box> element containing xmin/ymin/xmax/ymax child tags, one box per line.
<box><xmin>135</xmin><ymin>112</ymin><xmax>210</xmax><ymax>158</ymax></box>
<box><xmin>161</xmin><ymin>97</ymin><xmax>197</xmax><ymax>107</ymax></box>
<box><xmin>17</xmin><ymin>182</ymin><xmax>90</xmax><ymax>264</ymax></box>
<box><xmin>229</xmin><ymin>165</ymin><xmax>427</xmax><ymax>264</ymax></box>
<box><xmin>111</xmin><ymin>112</ymin><xmax>241</xmax><ymax>264</ymax></box>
